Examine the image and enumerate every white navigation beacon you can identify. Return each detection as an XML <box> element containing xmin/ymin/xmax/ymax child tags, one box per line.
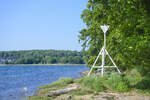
<box><xmin>88</xmin><ymin>25</ymin><xmax>121</xmax><ymax>76</ymax></box>
<box><xmin>101</xmin><ymin>25</ymin><xmax>109</xmax><ymax>34</ymax></box>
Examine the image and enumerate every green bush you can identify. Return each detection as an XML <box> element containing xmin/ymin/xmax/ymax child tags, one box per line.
<box><xmin>78</xmin><ymin>76</ymin><xmax>106</xmax><ymax>92</ymax></box>
<box><xmin>92</xmin><ymin>76</ymin><xmax>106</xmax><ymax>92</ymax></box>
<box><xmin>79</xmin><ymin>73</ymin><xmax>131</xmax><ymax>93</ymax></box>
<box><xmin>78</xmin><ymin>76</ymin><xmax>95</xmax><ymax>88</ymax></box>
<box><xmin>136</xmin><ymin>77</ymin><xmax>150</xmax><ymax>90</ymax></box>
<box><xmin>124</xmin><ymin>69</ymin><xmax>142</xmax><ymax>86</ymax></box>
<box><xmin>104</xmin><ymin>73</ymin><xmax>130</xmax><ymax>92</ymax></box>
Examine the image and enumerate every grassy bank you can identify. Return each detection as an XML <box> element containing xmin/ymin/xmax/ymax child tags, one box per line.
<box><xmin>28</xmin><ymin>69</ymin><xmax>150</xmax><ymax>100</ymax></box>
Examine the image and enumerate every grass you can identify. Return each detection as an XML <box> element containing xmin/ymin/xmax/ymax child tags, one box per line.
<box><xmin>124</xmin><ymin>68</ymin><xmax>142</xmax><ymax>86</ymax></box>
<box><xmin>61</xmin><ymin>98</ymin><xmax>84</xmax><ymax>100</ymax></box>
<box><xmin>78</xmin><ymin>73</ymin><xmax>130</xmax><ymax>93</ymax></box>
<box><xmin>29</xmin><ymin>77</ymin><xmax>95</xmax><ymax>100</ymax></box>
<box><xmin>70</xmin><ymin>89</ymin><xmax>94</xmax><ymax>95</ymax></box>
<box><xmin>28</xmin><ymin>96</ymin><xmax>56</xmax><ymax>100</ymax></box>
<box><xmin>124</xmin><ymin>68</ymin><xmax>150</xmax><ymax>95</ymax></box>
<box><xmin>77</xmin><ymin>69</ymin><xmax>150</xmax><ymax>94</ymax></box>
<box><xmin>29</xmin><ymin>78</ymin><xmax>74</xmax><ymax>100</ymax></box>
<box><xmin>136</xmin><ymin>89</ymin><xmax>150</xmax><ymax>96</ymax></box>
<box><xmin>29</xmin><ymin>68</ymin><xmax>150</xmax><ymax>100</ymax></box>
<box><xmin>78</xmin><ymin>75</ymin><xmax>106</xmax><ymax>92</ymax></box>
<box><xmin>39</xmin><ymin>78</ymin><xmax>74</xmax><ymax>89</ymax></box>
<box><xmin>104</xmin><ymin>73</ymin><xmax>130</xmax><ymax>92</ymax></box>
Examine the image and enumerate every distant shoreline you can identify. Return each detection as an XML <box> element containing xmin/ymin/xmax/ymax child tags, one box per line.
<box><xmin>0</xmin><ymin>64</ymin><xmax>85</xmax><ymax>66</ymax></box>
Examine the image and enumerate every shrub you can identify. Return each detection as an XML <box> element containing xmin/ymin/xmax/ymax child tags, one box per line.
<box><xmin>78</xmin><ymin>73</ymin><xmax>130</xmax><ymax>92</ymax></box>
<box><xmin>92</xmin><ymin>76</ymin><xmax>106</xmax><ymax>92</ymax></box>
<box><xmin>78</xmin><ymin>76</ymin><xmax>96</xmax><ymax>88</ymax></box>
<box><xmin>104</xmin><ymin>73</ymin><xmax>130</xmax><ymax>92</ymax></box>
<box><xmin>136</xmin><ymin>77</ymin><xmax>150</xmax><ymax>90</ymax></box>
<box><xmin>78</xmin><ymin>76</ymin><xmax>106</xmax><ymax>92</ymax></box>
<box><xmin>124</xmin><ymin>68</ymin><xmax>142</xmax><ymax>86</ymax></box>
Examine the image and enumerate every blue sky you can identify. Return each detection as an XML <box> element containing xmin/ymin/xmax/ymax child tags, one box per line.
<box><xmin>0</xmin><ymin>0</ymin><xmax>88</xmax><ymax>51</ymax></box>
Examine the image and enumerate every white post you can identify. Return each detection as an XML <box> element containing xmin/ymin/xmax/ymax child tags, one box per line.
<box><xmin>101</xmin><ymin>49</ymin><xmax>104</xmax><ymax>76</ymax></box>
<box><xmin>103</xmin><ymin>32</ymin><xmax>107</xmax><ymax>75</ymax></box>
<box><xmin>101</xmin><ymin>25</ymin><xmax>108</xmax><ymax>76</ymax></box>
<box><xmin>102</xmin><ymin>31</ymin><xmax>107</xmax><ymax>76</ymax></box>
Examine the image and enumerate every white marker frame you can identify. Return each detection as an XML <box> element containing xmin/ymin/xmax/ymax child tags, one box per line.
<box><xmin>88</xmin><ymin>25</ymin><xmax>121</xmax><ymax>76</ymax></box>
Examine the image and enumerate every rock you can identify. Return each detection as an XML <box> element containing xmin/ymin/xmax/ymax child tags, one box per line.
<box><xmin>67</xmin><ymin>95</ymin><xmax>72</xmax><ymax>100</ymax></box>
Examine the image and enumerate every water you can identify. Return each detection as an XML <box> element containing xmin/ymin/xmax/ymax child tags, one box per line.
<box><xmin>0</xmin><ymin>65</ymin><xmax>89</xmax><ymax>100</ymax></box>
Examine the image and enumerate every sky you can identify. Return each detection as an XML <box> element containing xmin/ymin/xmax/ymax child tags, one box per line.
<box><xmin>0</xmin><ymin>0</ymin><xmax>88</xmax><ymax>51</ymax></box>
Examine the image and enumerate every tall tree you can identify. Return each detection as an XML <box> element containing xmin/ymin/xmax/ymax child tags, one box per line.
<box><xmin>79</xmin><ymin>0</ymin><xmax>150</xmax><ymax>75</ymax></box>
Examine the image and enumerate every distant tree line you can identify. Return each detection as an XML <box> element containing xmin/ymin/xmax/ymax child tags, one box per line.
<box><xmin>0</xmin><ymin>50</ymin><xmax>85</xmax><ymax>64</ymax></box>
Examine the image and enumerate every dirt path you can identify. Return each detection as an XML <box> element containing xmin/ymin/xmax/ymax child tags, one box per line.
<box><xmin>93</xmin><ymin>91</ymin><xmax>150</xmax><ymax>100</ymax></box>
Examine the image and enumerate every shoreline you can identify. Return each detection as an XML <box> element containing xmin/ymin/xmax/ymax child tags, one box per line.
<box><xmin>0</xmin><ymin>64</ymin><xmax>85</xmax><ymax>66</ymax></box>
<box><xmin>29</xmin><ymin>71</ymin><xmax>87</xmax><ymax>100</ymax></box>
<box><xmin>28</xmin><ymin>72</ymin><xmax>150</xmax><ymax>100</ymax></box>
<box><xmin>30</xmin><ymin>70</ymin><xmax>88</xmax><ymax>99</ymax></box>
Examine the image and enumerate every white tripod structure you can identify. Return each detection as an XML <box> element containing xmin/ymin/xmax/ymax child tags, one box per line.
<box><xmin>88</xmin><ymin>25</ymin><xmax>121</xmax><ymax>76</ymax></box>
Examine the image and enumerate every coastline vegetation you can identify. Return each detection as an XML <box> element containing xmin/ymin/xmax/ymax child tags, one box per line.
<box><xmin>0</xmin><ymin>50</ymin><xmax>85</xmax><ymax>65</ymax></box>
<box><xmin>79</xmin><ymin>0</ymin><xmax>150</xmax><ymax>76</ymax></box>
<box><xmin>0</xmin><ymin>64</ymin><xmax>85</xmax><ymax>66</ymax></box>
<box><xmin>29</xmin><ymin>69</ymin><xmax>150</xmax><ymax>100</ymax></box>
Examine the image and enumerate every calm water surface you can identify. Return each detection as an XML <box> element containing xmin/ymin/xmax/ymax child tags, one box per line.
<box><xmin>0</xmin><ymin>65</ymin><xmax>89</xmax><ymax>100</ymax></box>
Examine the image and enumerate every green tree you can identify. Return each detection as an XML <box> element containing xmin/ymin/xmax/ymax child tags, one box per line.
<box><xmin>0</xmin><ymin>50</ymin><xmax>85</xmax><ymax>64</ymax></box>
<box><xmin>4</xmin><ymin>60</ymin><xmax>9</xmax><ymax>64</ymax></box>
<box><xmin>79</xmin><ymin>0</ymin><xmax>150</xmax><ymax>75</ymax></box>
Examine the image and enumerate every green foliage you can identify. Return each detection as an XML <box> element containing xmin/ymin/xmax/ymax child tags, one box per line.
<box><xmin>0</xmin><ymin>50</ymin><xmax>85</xmax><ymax>64</ymax></box>
<box><xmin>136</xmin><ymin>89</ymin><xmax>150</xmax><ymax>96</ymax></box>
<box><xmin>28</xmin><ymin>96</ymin><xmax>53</xmax><ymax>100</ymax></box>
<box><xmin>78</xmin><ymin>74</ymin><xmax>130</xmax><ymax>93</ymax></box>
<box><xmin>124</xmin><ymin>68</ymin><xmax>142</xmax><ymax>86</ymax></box>
<box><xmin>105</xmin><ymin>73</ymin><xmax>130</xmax><ymax>92</ymax></box>
<box><xmin>70</xmin><ymin>90</ymin><xmax>94</xmax><ymax>96</ymax></box>
<box><xmin>78</xmin><ymin>76</ymin><xmax>106</xmax><ymax>92</ymax></box>
<box><xmin>79</xmin><ymin>0</ymin><xmax>150</xmax><ymax>76</ymax></box>
<box><xmin>39</xmin><ymin>78</ymin><xmax>73</xmax><ymax>89</ymax></box>
<box><xmin>136</xmin><ymin>77</ymin><xmax>150</xmax><ymax>90</ymax></box>
<box><xmin>61</xmin><ymin>98</ymin><xmax>84</xmax><ymax>100</ymax></box>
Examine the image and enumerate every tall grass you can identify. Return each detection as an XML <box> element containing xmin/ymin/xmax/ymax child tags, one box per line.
<box><xmin>40</xmin><ymin>78</ymin><xmax>74</xmax><ymax>89</ymax></box>
<box><xmin>78</xmin><ymin>73</ymin><xmax>130</xmax><ymax>92</ymax></box>
<box><xmin>28</xmin><ymin>96</ymin><xmax>52</xmax><ymax>100</ymax></box>
<box><xmin>105</xmin><ymin>73</ymin><xmax>130</xmax><ymax>92</ymax></box>
<box><xmin>78</xmin><ymin>75</ymin><xmax>106</xmax><ymax>92</ymax></box>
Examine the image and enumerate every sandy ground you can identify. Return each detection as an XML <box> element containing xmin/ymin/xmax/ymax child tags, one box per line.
<box><xmin>34</xmin><ymin>82</ymin><xmax>150</xmax><ymax>100</ymax></box>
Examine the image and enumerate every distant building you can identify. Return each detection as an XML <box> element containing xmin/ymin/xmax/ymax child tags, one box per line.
<box><xmin>0</xmin><ymin>57</ymin><xmax>16</xmax><ymax>64</ymax></box>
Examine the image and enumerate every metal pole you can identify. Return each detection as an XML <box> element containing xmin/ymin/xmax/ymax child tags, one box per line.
<box><xmin>104</xmin><ymin>31</ymin><xmax>106</xmax><ymax>66</ymax></box>
<box><xmin>101</xmin><ymin>32</ymin><xmax>106</xmax><ymax>76</ymax></box>
<box><xmin>104</xmin><ymin>32</ymin><xmax>106</xmax><ymax>51</ymax></box>
<box><xmin>101</xmin><ymin>48</ymin><xmax>103</xmax><ymax>76</ymax></box>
